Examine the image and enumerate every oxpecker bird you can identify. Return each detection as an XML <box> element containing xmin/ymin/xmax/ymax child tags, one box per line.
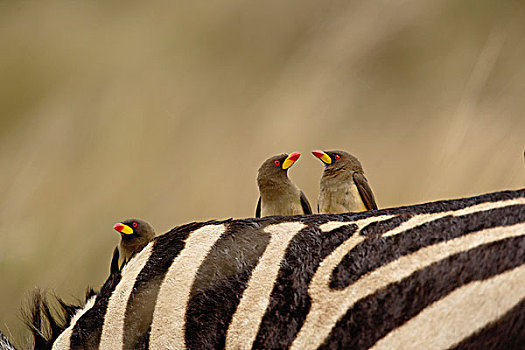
<box><xmin>312</xmin><ymin>150</ymin><xmax>377</xmax><ymax>214</ymax></box>
<box><xmin>110</xmin><ymin>218</ymin><xmax>155</xmax><ymax>274</ymax></box>
<box><xmin>256</xmin><ymin>152</ymin><xmax>312</xmax><ymax>217</ymax></box>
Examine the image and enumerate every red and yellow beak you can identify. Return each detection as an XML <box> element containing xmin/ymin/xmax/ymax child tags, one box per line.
<box><xmin>282</xmin><ymin>152</ymin><xmax>301</xmax><ymax>170</ymax></box>
<box><xmin>113</xmin><ymin>222</ymin><xmax>133</xmax><ymax>235</ymax></box>
<box><xmin>312</xmin><ymin>150</ymin><xmax>332</xmax><ymax>164</ymax></box>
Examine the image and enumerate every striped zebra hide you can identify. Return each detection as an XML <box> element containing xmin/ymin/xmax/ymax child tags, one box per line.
<box><xmin>0</xmin><ymin>332</ymin><xmax>16</xmax><ymax>350</ymax></box>
<box><xmin>28</xmin><ymin>189</ymin><xmax>525</xmax><ymax>349</ymax></box>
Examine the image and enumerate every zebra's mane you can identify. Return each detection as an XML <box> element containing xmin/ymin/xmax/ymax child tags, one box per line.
<box><xmin>23</xmin><ymin>288</ymin><xmax>97</xmax><ymax>350</ymax></box>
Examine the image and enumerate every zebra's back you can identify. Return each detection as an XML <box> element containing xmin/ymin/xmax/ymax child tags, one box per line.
<box><xmin>49</xmin><ymin>188</ymin><xmax>525</xmax><ymax>350</ymax></box>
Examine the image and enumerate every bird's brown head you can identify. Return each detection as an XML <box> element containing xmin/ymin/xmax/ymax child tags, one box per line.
<box><xmin>113</xmin><ymin>218</ymin><xmax>155</xmax><ymax>243</ymax></box>
<box><xmin>257</xmin><ymin>152</ymin><xmax>301</xmax><ymax>184</ymax></box>
<box><xmin>312</xmin><ymin>150</ymin><xmax>363</xmax><ymax>173</ymax></box>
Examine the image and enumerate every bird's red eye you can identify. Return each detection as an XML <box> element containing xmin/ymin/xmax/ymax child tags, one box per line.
<box><xmin>334</xmin><ymin>155</ymin><xmax>340</xmax><ymax>160</ymax></box>
<box><xmin>274</xmin><ymin>160</ymin><xmax>280</xmax><ymax>166</ymax></box>
<box><xmin>132</xmin><ymin>222</ymin><xmax>138</xmax><ymax>228</ymax></box>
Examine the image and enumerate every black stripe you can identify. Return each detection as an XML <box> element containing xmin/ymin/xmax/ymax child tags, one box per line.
<box><xmin>359</xmin><ymin>214</ymin><xmax>412</xmax><ymax>237</ymax></box>
<box><xmin>451</xmin><ymin>297</ymin><xmax>525</xmax><ymax>350</ymax></box>
<box><xmin>185</xmin><ymin>220</ymin><xmax>271</xmax><ymax>349</ymax></box>
<box><xmin>319</xmin><ymin>235</ymin><xmax>525</xmax><ymax>349</ymax></box>
<box><xmin>373</xmin><ymin>188</ymin><xmax>524</xmax><ymax>216</ymax></box>
<box><xmin>122</xmin><ymin>220</ymin><xmax>223</xmax><ymax>350</ymax></box>
<box><xmin>69</xmin><ymin>273</ymin><xmax>121</xmax><ymax>349</ymax></box>
<box><xmin>330</xmin><ymin>205</ymin><xmax>525</xmax><ymax>289</ymax></box>
<box><xmin>303</xmin><ymin>189</ymin><xmax>525</xmax><ymax>227</ymax></box>
<box><xmin>252</xmin><ymin>224</ymin><xmax>358</xmax><ymax>349</ymax></box>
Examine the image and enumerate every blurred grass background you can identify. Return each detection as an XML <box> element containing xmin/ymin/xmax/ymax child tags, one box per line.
<box><xmin>0</xmin><ymin>0</ymin><xmax>524</xmax><ymax>346</ymax></box>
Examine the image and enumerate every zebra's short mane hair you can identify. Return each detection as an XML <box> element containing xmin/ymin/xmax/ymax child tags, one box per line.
<box><xmin>23</xmin><ymin>288</ymin><xmax>97</xmax><ymax>350</ymax></box>
<box><xmin>19</xmin><ymin>189</ymin><xmax>525</xmax><ymax>349</ymax></box>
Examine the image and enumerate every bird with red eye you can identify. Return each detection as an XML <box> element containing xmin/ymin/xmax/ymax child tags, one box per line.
<box><xmin>255</xmin><ymin>152</ymin><xmax>312</xmax><ymax>217</ymax></box>
<box><xmin>312</xmin><ymin>150</ymin><xmax>377</xmax><ymax>214</ymax></box>
<box><xmin>110</xmin><ymin>218</ymin><xmax>156</xmax><ymax>274</ymax></box>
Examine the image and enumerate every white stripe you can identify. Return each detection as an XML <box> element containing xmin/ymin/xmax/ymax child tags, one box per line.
<box><xmin>98</xmin><ymin>242</ymin><xmax>154</xmax><ymax>349</ymax></box>
<box><xmin>320</xmin><ymin>215</ymin><xmax>394</xmax><ymax>233</ymax></box>
<box><xmin>149</xmin><ymin>224</ymin><xmax>226</xmax><ymax>350</ymax></box>
<box><xmin>291</xmin><ymin>222</ymin><xmax>525</xmax><ymax>349</ymax></box>
<box><xmin>383</xmin><ymin>197</ymin><xmax>525</xmax><ymax>237</ymax></box>
<box><xmin>371</xmin><ymin>263</ymin><xmax>525</xmax><ymax>350</ymax></box>
<box><xmin>226</xmin><ymin>222</ymin><xmax>306</xmax><ymax>349</ymax></box>
<box><xmin>320</xmin><ymin>199</ymin><xmax>524</xmax><ymax>239</ymax></box>
<box><xmin>51</xmin><ymin>295</ymin><xmax>97</xmax><ymax>350</ymax></box>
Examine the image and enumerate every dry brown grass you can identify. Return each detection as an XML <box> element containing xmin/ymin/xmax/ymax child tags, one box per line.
<box><xmin>1</xmin><ymin>0</ymin><xmax>524</xmax><ymax>346</ymax></box>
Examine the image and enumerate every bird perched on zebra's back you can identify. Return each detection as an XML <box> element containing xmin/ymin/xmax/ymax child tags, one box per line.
<box><xmin>111</xmin><ymin>218</ymin><xmax>155</xmax><ymax>274</ymax></box>
<box><xmin>256</xmin><ymin>152</ymin><xmax>312</xmax><ymax>217</ymax></box>
<box><xmin>312</xmin><ymin>150</ymin><xmax>377</xmax><ymax>214</ymax></box>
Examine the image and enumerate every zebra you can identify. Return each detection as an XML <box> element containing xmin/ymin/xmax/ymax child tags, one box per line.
<box><xmin>16</xmin><ymin>188</ymin><xmax>525</xmax><ymax>349</ymax></box>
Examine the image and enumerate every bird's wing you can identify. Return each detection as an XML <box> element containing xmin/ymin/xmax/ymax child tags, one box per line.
<box><xmin>300</xmin><ymin>191</ymin><xmax>313</xmax><ymax>215</ymax></box>
<box><xmin>353</xmin><ymin>172</ymin><xmax>378</xmax><ymax>210</ymax></box>
<box><xmin>110</xmin><ymin>246</ymin><xmax>120</xmax><ymax>274</ymax></box>
<box><xmin>255</xmin><ymin>197</ymin><xmax>262</xmax><ymax>218</ymax></box>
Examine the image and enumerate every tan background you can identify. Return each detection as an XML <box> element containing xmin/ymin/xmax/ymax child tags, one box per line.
<box><xmin>1</xmin><ymin>0</ymin><xmax>524</xmax><ymax>347</ymax></box>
